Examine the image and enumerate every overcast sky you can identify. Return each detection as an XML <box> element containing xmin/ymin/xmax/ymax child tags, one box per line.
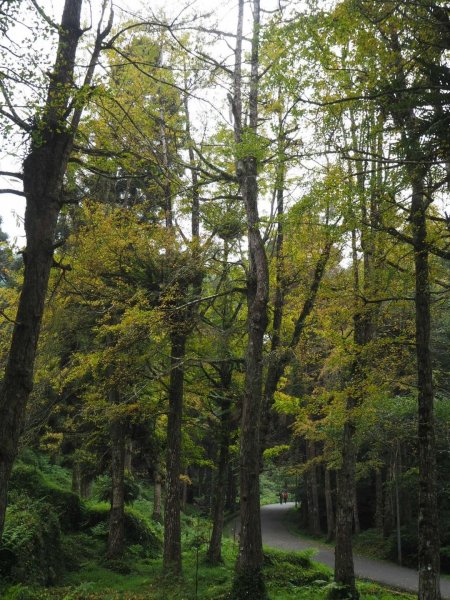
<box><xmin>0</xmin><ymin>0</ymin><xmax>274</xmax><ymax>242</ymax></box>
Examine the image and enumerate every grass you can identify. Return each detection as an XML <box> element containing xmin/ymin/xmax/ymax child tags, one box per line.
<box><xmin>1</xmin><ymin>539</ymin><xmax>415</xmax><ymax>600</ymax></box>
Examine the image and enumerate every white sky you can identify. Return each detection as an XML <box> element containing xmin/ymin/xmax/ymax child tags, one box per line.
<box><xmin>0</xmin><ymin>0</ymin><xmax>282</xmax><ymax>242</ymax></box>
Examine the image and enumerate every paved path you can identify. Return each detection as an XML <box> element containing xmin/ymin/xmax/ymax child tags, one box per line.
<box><xmin>252</xmin><ymin>503</ymin><xmax>450</xmax><ymax>598</ymax></box>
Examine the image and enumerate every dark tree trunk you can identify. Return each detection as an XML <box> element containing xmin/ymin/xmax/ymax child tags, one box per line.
<box><xmin>383</xmin><ymin>459</ymin><xmax>394</xmax><ymax>539</ymax></box>
<box><xmin>334</xmin><ymin>419</ymin><xmax>358</xmax><ymax>599</ymax></box>
<box><xmin>107</xmin><ymin>412</ymin><xmax>126</xmax><ymax>560</ymax></box>
<box><xmin>375</xmin><ymin>469</ymin><xmax>384</xmax><ymax>533</ymax></box>
<box><xmin>231</xmin><ymin>2</ymin><xmax>268</xmax><ymax>598</ymax></box>
<box><xmin>163</xmin><ymin>332</ymin><xmax>186</xmax><ymax>576</ymax></box>
<box><xmin>72</xmin><ymin>462</ymin><xmax>81</xmax><ymax>495</ymax></box>
<box><xmin>153</xmin><ymin>466</ymin><xmax>163</xmax><ymax>523</ymax></box>
<box><xmin>0</xmin><ymin>0</ymin><xmax>112</xmax><ymax>541</ymax></box>
<box><xmin>353</xmin><ymin>487</ymin><xmax>360</xmax><ymax>535</ymax></box>
<box><xmin>226</xmin><ymin>462</ymin><xmax>238</xmax><ymax>512</ymax></box>
<box><xmin>325</xmin><ymin>468</ymin><xmax>335</xmax><ymax>542</ymax></box>
<box><xmin>80</xmin><ymin>475</ymin><xmax>93</xmax><ymax>500</ymax></box>
<box><xmin>307</xmin><ymin>441</ymin><xmax>321</xmax><ymax>536</ymax></box>
<box><xmin>207</xmin><ymin>396</ymin><xmax>232</xmax><ymax>564</ymax></box>
<box><xmin>124</xmin><ymin>439</ymin><xmax>133</xmax><ymax>473</ymax></box>
<box><xmin>0</xmin><ymin>1</ymin><xmax>83</xmax><ymax>540</ymax></box>
<box><xmin>411</xmin><ymin>176</ymin><xmax>441</xmax><ymax>600</ymax></box>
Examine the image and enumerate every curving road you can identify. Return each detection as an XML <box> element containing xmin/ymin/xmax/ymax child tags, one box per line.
<box><xmin>252</xmin><ymin>503</ymin><xmax>450</xmax><ymax>598</ymax></box>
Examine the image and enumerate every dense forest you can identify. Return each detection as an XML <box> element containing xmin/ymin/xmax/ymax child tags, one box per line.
<box><xmin>0</xmin><ymin>0</ymin><xmax>449</xmax><ymax>599</ymax></box>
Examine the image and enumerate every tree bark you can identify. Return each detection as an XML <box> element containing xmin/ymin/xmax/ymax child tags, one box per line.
<box><xmin>80</xmin><ymin>475</ymin><xmax>93</xmax><ymax>500</ymax></box>
<box><xmin>124</xmin><ymin>439</ymin><xmax>133</xmax><ymax>473</ymax></box>
<box><xmin>72</xmin><ymin>462</ymin><xmax>81</xmax><ymax>495</ymax></box>
<box><xmin>107</xmin><ymin>409</ymin><xmax>126</xmax><ymax>560</ymax></box>
<box><xmin>353</xmin><ymin>487</ymin><xmax>360</xmax><ymax>535</ymax></box>
<box><xmin>153</xmin><ymin>466</ymin><xmax>163</xmax><ymax>523</ymax></box>
<box><xmin>325</xmin><ymin>468</ymin><xmax>335</xmax><ymax>542</ymax></box>
<box><xmin>375</xmin><ymin>468</ymin><xmax>384</xmax><ymax>533</ymax></box>
<box><xmin>163</xmin><ymin>331</ymin><xmax>186</xmax><ymax>575</ymax></box>
<box><xmin>307</xmin><ymin>441</ymin><xmax>321</xmax><ymax>536</ymax></box>
<box><xmin>207</xmin><ymin>394</ymin><xmax>232</xmax><ymax>564</ymax></box>
<box><xmin>411</xmin><ymin>176</ymin><xmax>441</xmax><ymax>600</ymax></box>
<box><xmin>0</xmin><ymin>0</ymin><xmax>83</xmax><ymax>540</ymax></box>
<box><xmin>334</xmin><ymin>419</ymin><xmax>358</xmax><ymax>599</ymax></box>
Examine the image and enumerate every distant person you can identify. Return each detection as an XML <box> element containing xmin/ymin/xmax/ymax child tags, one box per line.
<box><xmin>283</xmin><ymin>490</ymin><xmax>288</xmax><ymax>503</ymax></box>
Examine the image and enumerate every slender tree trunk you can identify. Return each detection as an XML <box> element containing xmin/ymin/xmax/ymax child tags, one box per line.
<box><xmin>325</xmin><ymin>468</ymin><xmax>335</xmax><ymax>542</ymax></box>
<box><xmin>394</xmin><ymin>444</ymin><xmax>402</xmax><ymax>566</ymax></box>
<box><xmin>107</xmin><ymin>410</ymin><xmax>126</xmax><ymax>559</ymax></box>
<box><xmin>353</xmin><ymin>487</ymin><xmax>360</xmax><ymax>535</ymax></box>
<box><xmin>124</xmin><ymin>439</ymin><xmax>133</xmax><ymax>473</ymax></box>
<box><xmin>375</xmin><ymin>468</ymin><xmax>384</xmax><ymax>533</ymax></box>
<box><xmin>226</xmin><ymin>462</ymin><xmax>238</xmax><ymax>512</ymax></box>
<box><xmin>207</xmin><ymin>395</ymin><xmax>232</xmax><ymax>564</ymax></box>
<box><xmin>163</xmin><ymin>332</ymin><xmax>186</xmax><ymax>575</ymax></box>
<box><xmin>153</xmin><ymin>466</ymin><xmax>163</xmax><ymax>523</ymax></box>
<box><xmin>72</xmin><ymin>462</ymin><xmax>81</xmax><ymax>495</ymax></box>
<box><xmin>307</xmin><ymin>441</ymin><xmax>321</xmax><ymax>535</ymax></box>
<box><xmin>383</xmin><ymin>458</ymin><xmax>394</xmax><ymax>539</ymax></box>
<box><xmin>181</xmin><ymin>473</ymin><xmax>188</xmax><ymax>512</ymax></box>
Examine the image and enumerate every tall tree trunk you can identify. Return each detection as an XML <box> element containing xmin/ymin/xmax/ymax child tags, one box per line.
<box><xmin>231</xmin><ymin>1</ymin><xmax>268</xmax><ymax>597</ymax></box>
<box><xmin>325</xmin><ymin>468</ymin><xmax>335</xmax><ymax>542</ymax></box>
<box><xmin>411</xmin><ymin>176</ymin><xmax>441</xmax><ymax>600</ymax></box>
<box><xmin>163</xmin><ymin>331</ymin><xmax>186</xmax><ymax>575</ymax></box>
<box><xmin>0</xmin><ymin>0</ymin><xmax>112</xmax><ymax>541</ymax></box>
<box><xmin>107</xmin><ymin>409</ymin><xmax>126</xmax><ymax>560</ymax></box>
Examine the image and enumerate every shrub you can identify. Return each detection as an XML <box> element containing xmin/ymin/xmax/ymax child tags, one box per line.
<box><xmin>95</xmin><ymin>474</ymin><xmax>141</xmax><ymax>505</ymax></box>
<box><xmin>9</xmin><ymin>463</ymin><xmax>82</xmax><ymax>531</ymax></box>
<box><xmin>263</xmin><ymin>547</ymin><xmax>331</xmax><ymax>586</ymax></box>
<box><xmin>0</xmin><ymin>497</ymin><xmax>63</xmax><ymax>586</ymax></box>
<box><xmin>83</xmin><ymin>502</ymin><xmax>162</xmax><ymax>557</ymax></box>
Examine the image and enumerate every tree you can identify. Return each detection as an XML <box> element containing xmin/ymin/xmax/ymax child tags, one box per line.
<box><xmin>230</xmin><ymin>0</ymin><xmax>269</xmax><ymax>597</ymax></box>
<box><xmin>0</xmin><ymin>0</ymin><xmax>113</xmax><ymax>540</ymax></box>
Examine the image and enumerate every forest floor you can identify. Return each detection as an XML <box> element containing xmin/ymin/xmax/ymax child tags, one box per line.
<box><xmin>257</xmin><ymin>503</ymin><xmax>450</xmax><ymax>599</ymax></box>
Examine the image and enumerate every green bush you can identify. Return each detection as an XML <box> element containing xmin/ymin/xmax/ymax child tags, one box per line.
<box><xmin>9</xmin><ymin>463</ymin><xmax>82</xmax><ymax>531</ymax></box>
<box><xmin>0</xmin><ymin>583</ymin><xmax>51</xmax><ymax>600</ymax></box>
<box><xmin>83</xmin><ymin>502</ymin><xmax>162</xmax><ymax>557</ymax></box>
<box><xmin>0</xmin><ymin>497</ymin><xmax>63</xmax><ymax>585</ymax></box>
<box><xmin>263</xmin><ymin>547</ymin><xmax>331</xmax><ymax>586</ymax></box>
<box><xmin>95</xmin><ymin>474</ymin><xmax>141</xmax><ymax>505</ymax></box>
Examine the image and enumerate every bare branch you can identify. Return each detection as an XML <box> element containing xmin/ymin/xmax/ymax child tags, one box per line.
<box><xmin>0</xmin><ymin>188</ymin><xmax>25</xmax><ymax>196</ymax></box>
